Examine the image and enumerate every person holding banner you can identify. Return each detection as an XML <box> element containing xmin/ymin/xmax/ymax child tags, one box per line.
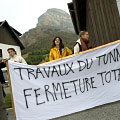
<box><xmin>0</xmin><ymin>62</ymin><xmax>8</xmax><ymax>120</ymax></box>
<box><xmin>0</xmin><ymin>62</ymin><xmax>6</xmax><ymax>85</ymax></box>
<box><xmin>74</xmin><ymin>31</ymin><xmax>92</xmax><ymax>54</ymax></box>
<box><xmin>0</xmin><ymin>48</ymin><xmax>27</xmax><ymax>84</ymax></box>
<box><xmin>49</xmin><ymin>37</ymin><xmax>72</xmax><ymax>61</ymax></box>
<box><xmin>0</xmin><ymin>62</ymin><xmax>6</xmax><ymax>98</ymax></box>
<box><xmin>7</xmin><ymin>48</ymin><xmax>27</xmax><ymax>64</ymax></box>
<box><xmin>0</xmin><ymin>84</ymin><xmax>8</xmax><ymax>120</ymax></box>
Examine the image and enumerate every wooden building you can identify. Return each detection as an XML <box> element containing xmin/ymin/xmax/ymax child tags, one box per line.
<box><xmin>0</xmin><ymin>20</ymin><xmax>24</xmax><ymax>59</ymax></box>
<box><xmin>68</xmin><ymin>0</ymin><xmax>120</xmax><ymax>47</ymax></box>
<box><xmin>54</xmin><ymin>1</ymin><xmax>120</xmax><ymax>120</ymax></box>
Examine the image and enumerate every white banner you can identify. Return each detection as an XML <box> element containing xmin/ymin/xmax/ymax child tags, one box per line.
<box><xmin>8</xmin><ymin>41</ymin><xmax>120</xmax><ymax>120</ymax></box>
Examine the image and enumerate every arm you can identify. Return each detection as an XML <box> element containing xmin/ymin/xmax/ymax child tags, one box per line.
<box><xmin>66</xmin><ymin>47</ymin><xmax>72</xmax><ymax>55</ymax></box>
<box><xmin>49</xmin><ymin>50</ymin><xmax>54</xmax><ymax>61</ymax></box>
<box><xmin>74</xmin><ymin>43</ymin><xmax>79</xmax><ymax>54</ymax></box>
<box><xmin>20</xmin><ymin>56</ymin><xmax>27</xmax><ymax>64</ymax></box>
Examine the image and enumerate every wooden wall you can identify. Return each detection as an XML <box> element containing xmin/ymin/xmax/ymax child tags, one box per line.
<box><xmin>73</xmin><ymin>0</ymin><xmax>86</xmax><ymax>32</ymax></box>
<box><xmin>86</xmin><ymin>0</ymin><xmax>120</xmax><ymax>47</ymax></box>
<box><xmin>0</xmin><ymin>26</ymin><xmax>19</xmax><ymax>46</ymax></box>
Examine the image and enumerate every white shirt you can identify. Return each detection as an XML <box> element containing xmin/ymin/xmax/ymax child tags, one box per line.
<box><xmin>9</xmin><ymin>55</ymin><xmax>27</xmax><ymax>64</ymax></box>
<box><xmin>74</xmin><ymin>39</ymin><xmax>81</xmax><ymax>54</ymax></box>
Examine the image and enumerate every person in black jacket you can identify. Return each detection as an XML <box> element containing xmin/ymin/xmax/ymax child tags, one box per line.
<box><xmin>0</xmin><ymin>62</ymin><xmax>6</xmax><ymax>85</ymax></box>
<box><xmin>0</xmin><ymin>62</ymin><xmax>6</xmax><ymax>97</ymax></box>
<box><xmin>0</xmin><ymin>62</ymin><xmax>8</xmax><ymax>120</ymax></box>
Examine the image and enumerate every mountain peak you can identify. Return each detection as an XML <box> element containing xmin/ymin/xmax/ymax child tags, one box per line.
<box><xmin>36</xmin><ymin>8</ymin><xmax>74</xmax><ymax>32</ymax></box>
<box><xmin>46</xmin><ymin>8</ymin><xmax>69</xmax><ymax>16</ymax></box>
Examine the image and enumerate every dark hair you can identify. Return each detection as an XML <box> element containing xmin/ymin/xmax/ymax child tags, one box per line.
<box><xmin>51</xmin><ymin>37</ymin><xmax>64</xmax><ymax>49</ymax></box>
<box><xmin>7</xmin><ymin>48</ymin><xmax>17</xmax><ymax>54</ymax></box>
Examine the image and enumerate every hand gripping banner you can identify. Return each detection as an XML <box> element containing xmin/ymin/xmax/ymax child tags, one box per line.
<box><xmin>8</xmin><ymin>40</ymin><xmax>120</xmax><ymax>120</ymax></box>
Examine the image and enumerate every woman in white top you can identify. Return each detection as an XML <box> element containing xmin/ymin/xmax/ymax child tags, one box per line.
<box><xmin>7</xmin><ymin>48</ymin><xmax>27</xmax><ymax>64</ymax></box>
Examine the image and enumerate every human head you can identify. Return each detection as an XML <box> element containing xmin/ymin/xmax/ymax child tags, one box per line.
<box><xmin>79</xmin><ymin>31</ymin><xmax>89</xmax><ymax>40</ymax></box>
<box><xmin>7</xmin><ymin>48</ymin><xmax>17</xmax><ymax>57</ymax></box>
<box><xmin>52</xmin><ymin>37</ymin><xmax>64</xmax><ymax>49</ymax></box>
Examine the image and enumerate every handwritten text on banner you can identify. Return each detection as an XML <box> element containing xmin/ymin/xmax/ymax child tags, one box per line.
<box><xmin>8</xmin><ymin>41</ymin><xmax>120</xmax><ymax>120</ymax></box>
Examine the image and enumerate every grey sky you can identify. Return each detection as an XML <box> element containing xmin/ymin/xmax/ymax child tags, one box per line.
<box><xmin>1</xmin><ymin>0</ymin><xmax>120</xmax><ymax>34</ymax></box>
<box><xmin>0</xmin><ymin>0</ymin><xmax>72</xmax><ymax>34</ymax></box>
<box><xmin>117</xmin><ymin>0</ymin><xmax>120</xmax><ymax>13</ymax></box>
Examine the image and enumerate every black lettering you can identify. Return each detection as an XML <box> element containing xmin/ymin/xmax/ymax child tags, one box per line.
<box><xmin>27</xmin><ymin>68</ymin><xmax>36</xmax><ymax>80</ymax></box>
<box><xmin>112</xmin><ymin>68</ymin><xmax>120</xmax><ymax>81</ymax></box>
<box><xmin>85</xmin><ymin>78</ymin><xmax>91</xmax><ymax>91</ymax></box>
<box><xmin>97</xmin><ymin>71</ymin><xmax>106</xmax><ymax>85</ymax></box>
<box><xmin>70</xmin><ymin>80</ymin><xmax>78</xmax><ymax>95</ymax></box>
<box><xmin>36</xmin><ymin>67</ymin><xmax>45</xmax><ymax>79</ymax></box>
<box><xmin>66</xmin><ymin>62</ymin><xmax>74</xmax><ymax>75</ymax></box>
<box><xmin>52</xmin><ymin>83</ymin><xmax>63</xmax><ymax>100</ymax></box>
<box><xmin>109</xmin><ymin>49</ymin><xmax>116</xmax><ymax>63</ymax></box>
<box><xmin>43</xmin><ymin>67</ymin><xmax>50</xmax><ymax>78</ymax></box>
<box><xmin>96</xmin><ymin>55</ymin><xmax>105</xmax><ymax>66</ymax></box>
<box><xmin>116</xmin><ymin>48</ymin><xmax>120</xmax><ymax>61</ymax></box>
<box><xmin>79</xmin><ymin>79</ymin><xmax>85</xmax><ymax>93</ymax></box>
<box><xmin>86</xmin><ymin>59</ymin><xmax>93</xmax><ymax>69</ymax></box>
<box><xmin>51</xmin><ymin>66</ymin><xmax>59</xmax><ymax>77</ymax></box>
<box><xmin>34</xmin><ymin>88</ymin><xmax>45</xmax><ymax>105</ymax></box>
<box><xmin>62</xmin><ymin>82</ymin><xmax>71</xmax><ymax>99</ymax></box>
<box><xmin>90</xmin><ymin>77</ymin><xmax>97</xmax><ymax>88</ymax></box>
<box><xmin>44</xmin><ymin>85</ymin><xmax>55</xmax><ymax>102</ymax></box>
<box><xmin>112</xmin><ymin>69</ymin><xmax>118</xmax><ymax>80</ymax></box>
<box><xmin>105</xmin><ymin>71</ymin><xmax>111</xmax><ymax>83</ymax></box>
<box><xmin>14</xmin><ymin>68</ymin><xmax>25</xmax><ymax>80</ymax></box>
<box><xmin>103</xmin><ymin>54</ymin><xmax>108</xmax><ymax>64</ymax></box>
<box><xmin>118</xmin><ymin>70</ymin><xmax>120</xmax><ymax>81</ymax></box>
<box><xmin>77</xmin><ymin>60</ymin><xmax>86</xmax><ymax>71</ymax></box>
<box><xmin>58</xmin><ymin>64</ymin><xmax>66</xmax><ymax>76</ymax></box>
<box><xmin>96</xmin><ymin>49</ymin><xmax>120</xmax><ymax>66</ymax></box>
<box><xmin>23</xmin><ymin>88</ymin><xmax>32</xmax><ymax>108</ymax></box>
